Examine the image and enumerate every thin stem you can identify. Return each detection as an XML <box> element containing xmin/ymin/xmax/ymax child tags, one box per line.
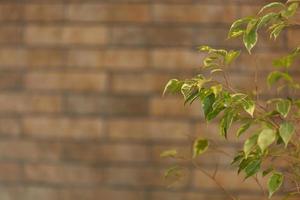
<box><xmin>253</xmin><ymin>175</ymin><xmax>267</xmax><ymax>199</ymax></box>
<box><xmin>192</xmin><ymin>160</ymin><xmax>238</xmax><ymax>200</ymax></box>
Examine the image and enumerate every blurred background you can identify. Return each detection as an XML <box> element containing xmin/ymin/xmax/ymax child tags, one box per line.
<box><xmin>0</xmin><ymin>0</ymin><xmax>299</xmax><ymax>199</ymax></box>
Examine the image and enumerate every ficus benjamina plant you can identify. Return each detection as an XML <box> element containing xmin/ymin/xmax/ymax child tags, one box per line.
<box><xmin>161</xmin><ymin>1</ymin><xmax>300</xmax><ymax>199</ymax></box>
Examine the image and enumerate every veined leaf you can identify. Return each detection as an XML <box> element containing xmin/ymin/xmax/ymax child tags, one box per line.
<box><xmin>258</xmin><ymin>13</ymin><xmax>279</xmax><ymax>28</ymax></box>
<box><xmin>237</xmin><ymin>121</ymin><xmax>252</xmax><ymax>137</ymax></box>
<box><xmin>225</xmin><ymin>50</ymin><xmax>241</xmax><ymax>65</ymax></box>
<box><xmin>202</xmin><ymin>93</ymin><xmax>215</xmax><ymax>120</ymax></box>
<box><xmin>281</xmin><ymin>2</ymin><xmax>299</xmax><ymax>18</ymax></box>
<box><xmin>242</xmin><ymin>98</ymin><xmax>255</xmax><ymax>117</ymax></box>
<box><xmin>243</xmin><ymin>19</ymin><xmax>259</xmax><ymax>53</ymax></box>
<box><xmin>279</xmin><ymin>122</ymin><xmax>295</xmax><ymax>147</ymax></box>
<box><xmin>244</xmin><ymin>134</ymin><xmax>258</xmax><ymax>158</ymax></box>
<box><xmin>228</xmin><ymin>17</ymin><xmax>252</xmax><ymax>38</ymax></box>
<box><xmin>270</xmin><ymin>22</ymin><xmax>286</xmax><ymax>40</ymax></box>
<box><xmin>267</xmin><ymin>71</ymin><xmax>292</xmax><ymax>87</ymax></box>
<box><xmin>258</xmin><ymin>2</ymin><xmax>285</xmax><ymax>14</ymax></box>
<box><xmin>276</xmin><ymin>99</ymin><xmax>291</xmax><ymax>118</ymax></box>
<box><xmin>268</xmin><ymin>172</ymin><xmax>284</xmax><ymax>198</ymax></box>
<box><xmin>257</xmin><ymin>128</ymin><xmax>276</xmax><ymax>152</ymax></box>
<box><xmin>244</xmin><ymin>159</ymin><xmax>261</xmax><ymax>179</ymax></box>
<box><xmin>163</xmin><ymin>79</ymin><xmax>184</xmax><ymax>95</ymax></box>
<box><xmin>220</xmin><ymin>110</ymin><xmax>235</xmax><ymax>138</ymax></box>
<box><xmin>193</xmin><ymin>138</ymin><xmax>209</xmax><ymax>158</ymax></box>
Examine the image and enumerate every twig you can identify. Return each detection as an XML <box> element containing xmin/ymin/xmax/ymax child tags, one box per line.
<box><xmin>192</xmin><ymin>160</ymin><xmax>238</xmax><ymax>200</ymax></box>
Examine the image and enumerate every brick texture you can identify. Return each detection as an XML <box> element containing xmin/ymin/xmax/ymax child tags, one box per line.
<box><xmin>0</xmin><ymin>1</ymin><xmax>298</xmax><ymax>200</ymax></box>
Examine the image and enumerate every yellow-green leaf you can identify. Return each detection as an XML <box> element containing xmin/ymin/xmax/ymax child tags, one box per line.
<box><xmin>279</xmin><ymin>122</ymin><xmax>295</xmax><ymax>147</ymax></box>
<box><xmin>193</xmin><ymin>138</ymin><xmax>209</xmax><ymax>158</ymax></box>
<box><xmin>257</xmin><ymin>128</ymin><xmax>276</xmax><ymax>152</ymax></box>
<box><xmin>268</xmin><ymin>172</ymin><xmax>284</xmax><ymax>198</ymax></box>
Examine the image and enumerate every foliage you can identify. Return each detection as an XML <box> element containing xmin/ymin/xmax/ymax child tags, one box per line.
<box><xmin>161</xmin><ymin>1</ymin><xmax>300</xmax><ymax>199</ymax></box>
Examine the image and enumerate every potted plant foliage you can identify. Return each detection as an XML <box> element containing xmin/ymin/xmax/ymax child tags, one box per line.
<box><xmin>161</xmin><ymin>1</ymin><xmax>300</xmax><ymax>199</ymax></box>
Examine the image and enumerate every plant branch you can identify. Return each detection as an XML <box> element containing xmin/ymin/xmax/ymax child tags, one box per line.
<box><xmin>192</xmin><ymin>160</ymin><xmax>238</xmax><ymax>200</ymax></box>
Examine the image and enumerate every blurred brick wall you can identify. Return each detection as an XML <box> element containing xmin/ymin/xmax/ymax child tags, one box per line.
<box><xmin>0</xmin><ymin>0</ymin><xmax>298</xmax><ymax>200</ymax></box>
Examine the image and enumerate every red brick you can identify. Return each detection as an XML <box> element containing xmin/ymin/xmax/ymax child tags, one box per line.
<box><xmin>0</xmin><ymin>163</ymin><xmax>22</xmax><ymax>182</ymax></box>
<box><xmin>24</xmin><ymin>72</ymin><xmax>107</xmax><ymax>92</ymax></box>
<box><xmin>22</xmin><ymin>187</ymin><xmax>60</xmax><ymax>200</ymax></box>
<box><xmin>24</xmin><ymin>163</ymin><xmax>103</xmax><ymax>184</ymax></box>
<box><xmin>0</xmin><ymin>140</ymin><xmax>62</xmax><ymax>161</ymax></box>
<box><xmin>24</xmin><ymin>26</ymin><xmax>62</xmax><ymax>45</ymax></box>
<box><xmin>67</xmin><ymin>49</ymin><xmax>149</xmax><ymax>69</ymax></box>
<box><xmin>63</xmin><ymin>143</ymin><xmax>149</xmax><ymax>163</ymax></box>
<box><xmin>24</xmin><ymin>4</ymin><xmax>65</xmax><ymax>21</ymax></box>
<box><xmin>23</xmin><ymin>117</ymin><xmax>104</xmax><ymax>140</ymax></box>
<box><xmin>111</xmin><ymin>72</ymin><xmax>166</xmax><ymax>94</ymax></box>
<box><xmin>0</xmin><ymin>26</ymin><xmax>22</xmax><ymax>44</ymax></box>
<box><xmin>0</xmin><ymin>48</ymin><xmax>26</xmax><ymax>68</ymax></box>
<box><xmin>67</xmin><ymin>4</ymin><xmax>151</xmax><ymax>22</ymax></box>
<box><xmin>153</xmin><ymin>4</ymin><xmax>237</xmax><ymax>23</ymax></box>
<box><xmin>59</xmin><ymin>188</ymin><xmax>144</xmax><ymax>200</ymax></box>
<box><xmin>26</xmin><ymin>49</ymin><xmax>67</xmax><ymax>68</ymax></box>
<box><xmin>0</xmin><ymin>4</ymin><xmax>23</xmax><ymax>21</ymax></box>
<box><xmin>0</xmin><ymin>73</ymin><xmax>21</xmax><ymax>90</ymax></box>
<box><xmin>66</xmin><ymin>95</ymin><xmax>148</xmax><ymax>116</ymax></box>
<box><xmin>0</xmin><ymin>93</ymin><xmax>62</xmax><ymax>113</ymax></box>
<box><xmin>150</xmin><ymin>97</ymin><xmax>202</xmax><ymax>118</ymax></box>
<box><xmin>62</xmin><ymin>26</ymin><xmax>108</xmax><ymax>45</ymax></box>
<box><xmin>0</xmin><ymin>118</ymin><xmax>20</xmax><ymax>136</ymax></box>
<box><xmin>151</xmin><ymin>49</ymin><xmax>203</xmax><ymax>69</ymax></box>
<box><xmin>102</xmin><ymin>50</ymin><xmax>149</xmax><ymax>69</ymax></box>
<box><xmin>24</xmin><ymin>25</ymin><xmax>108</xmax><ymax>46</ymax></box>
<box><xmin>108</xmin><ymin>119</ymin><xmax>190</xmax><ymax>141</ymax></box>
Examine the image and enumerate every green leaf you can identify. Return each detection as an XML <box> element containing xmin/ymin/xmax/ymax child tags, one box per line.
<box><xmin>258</xmin><ymin>2</ymin><xmax>285</xmax><ymax>14</ymax></box>
<box><xmin>244</xmin><ymin>134</ymin><xmax>258</xmax><ymax>158</ymax></box>
<box><xmin>231</xmin><ymin>152</ymin><xmax>244</xmax><ymax>165</ymax></box>
<box><xmin>237</xmin><ymin>121</ymin><xmax>251</xmax><ymax>137</ymax></box>
<box><xmin>160</xmin><ymin>149</ymin><xmax>178</xmax><ymax>158</ymax></box>
<box><xmin>268</xmin><ymin>172</ymin><xmax>284</xmax><ymax>198</ymax></box>
<box><xmin>281</xmin><ymin>2</ymin><xmax>299</xmax><ymax>18</ymax></box>
<box><xmin>270</xmin><ymin>22</ymin><xmax>286</xmax><ymax>40</ymax></box>
<box><xmin>276</xmin><ymin>99</ymin><xmax>291</xmax><ymax>118</ymax></box>
<box><xmin>224</xmin><ymin>50</ymin><xmax>240</xmax><ymax>65</ymax></box>
<box><xmin>244</xmin><ymin>159</ymin><xmax>261</xmax><ymax>179</ymax></box>
<box><xmin>184</xmin><ymin>90</ymin><xmax>200</xmax><ymax>105</ymax></box>
<box><xmin>242</xmin><ymin>98</ymin><xmax>255</xmax><ymax>117</ymax></box>
<box><xmin>206</xmin><ymin>105</ymin><xmax>225</xmax><ymax>121</ymax></box>
<box><xmin>181</xmin><ymin>83</ymin><xmax>193</xmax><ymax>99</ymax></box>
<box><xmin>267</xmin><ymin>71</ymin><xmax>292</xmax><ymax>87</ymax></box>
<box><xmin>258</xmin><ymin>13</ymin><xmax>279</xmax><ymax>28</ymax></box>
<box><xmin>257</xmin><ymin>128</ymin><xmax>276</xmax><ymax>152</ymax></box>
<box><xmin>220</xmin><ymin>110</ymin><xmax>235</xmax><ymax>138</ymax></box>
<box><xmin>199</xmin><ymin>45</ymin><xmax>212</xmax><ymax>52</ymax></box>
<box><xmin>163</xmin><ymin>79</ymin><xmax>184</xmax><ymax>96</ymax></box>
<box><xmin>211</xmin><ymin>84</ymin><xmax>222</xmax><ymax>96</ymax></box>
<box><xmin>228</xmin><ymin>17</ymin><xmax>252</xmax><ymax>38</ymax></box>
<box><xmin>193</xmin><ymin>138</ymin><xmax>209</xmax><ymax>158</ymax></box>
<box><xmin>273</xmin><ymin>55</ymin><xmax>294</xmax><ymax>68</ymax></box>
<box><xmin>279</xmin><ymin>122</ymin><xmax>295</xmax><ymax>147</ymax></box>
<box><xmin>164</xmin><ymin>165</ymin><xmax>182</xmax><ymax>179</ymax></box>
<box><xmin>263</xmin><ymin>167</ymin><xmax>274</xmax><ymax>177</ymax></box>
<box><xmin>202</xmin><ymin>93</ymin><xmax>215</xmax><ymax>120</ymax></box>
<box><xmin>243</xmin><ymin>19</ymin><xmax>259</xmax><ymax>53</ymax></box>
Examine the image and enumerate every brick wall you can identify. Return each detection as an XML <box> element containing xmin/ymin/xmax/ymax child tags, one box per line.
<box><xmin>0</xmin><ymin>0</ymin><xmax>298</xmax><ymax>200</ymax></box>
